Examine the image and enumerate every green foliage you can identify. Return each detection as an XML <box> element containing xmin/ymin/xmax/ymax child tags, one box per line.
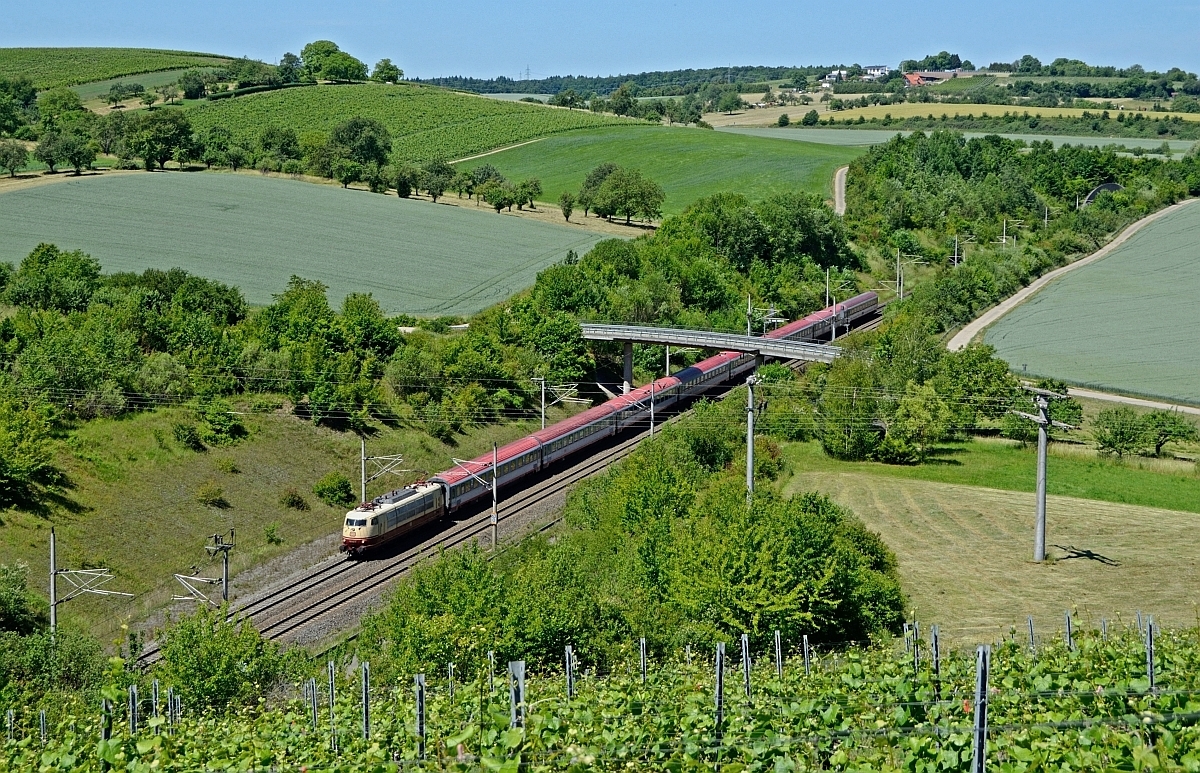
<box><xmin>358</xmin><ymin>399</ymin><xmax>902</xmax><ymax>676</ymax></box>
<box><xmin>313</xmin><ymin>472</ymin><xmax>355</xmax><ymax>507</ymax></box>
<box><xmin>0</xmin><ymin>380</ymin><xmax>55</xmax><ymax>505</ymax></box>
<box><xmin>0</xmin><ymin>563</ymin><xmax>43</xmax><ymax>634</ymax></box>
<box><xmin>370</xmin><ymin>58</ymin><xmax>403</xmax><ymax>83</ymax></box>
<box><xmin>278</xmin><ymin>488</ymin><xmax>309</xmax><ymax>511</ymax></box>
<box><xmin>1142</xmin><ymin>409</ymin><xmax>1199</xmax><ymax>456</ymax></box>
<box><xmin>171</xmin><ymin>422</ymin><xmax>204</xmax><ymax>451</ymax></box>
<box><xmin>188</xmin><ymin>84</ymin><xmax>628</xmax><ymax>165</ymax></box>
<box><xmin>193</xmin><ymin>481</ymin><xmax>228</xmax><ymax>508</ymax></box>
<box><xmin>777</xmin><ymin>113</ymin><xmax>789</xmax><ymax>127</ymax></box>
<box><xmin>193</xmin><ymin>397</ymin><xmax>246</xmax><ymax>446</ymax></box>
<box><xmin>264</xmin><ymin>521</ymin><xmax>284</xmax><ymax>544</ymax></box>
<box><xmin>1093</xmin><ymin>406</ymin><xmax>1146</xmax><ymax>457</ymax></box>
<box><xmin>155</xmin><ymin>605</ymin><xmax>290</xmax><ymax>711</ymax></box>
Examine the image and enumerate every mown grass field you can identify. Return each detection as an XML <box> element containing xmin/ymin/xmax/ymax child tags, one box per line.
<box><xmin>70</xmin><ymin>67</ymin><xmax>220</xmax><ymax>104</ymax></box>
<box><xmin>187</xmin><ymin>84</ymin><xmax>633</xmax><ymax>163</ymax></box>
<box><xmin>0</xmin><ymin>47</ymin><xmax>228</xmax><ymax>89</ymax></box>
<box><xmin>458</xmin><ymin>126</ymin><xmax>862</xmax><ymax>214</ymax></box>
<box><xmin>0</xmin><ymin>403</ymin><xmax>573</xmax><ymax>640</ymax></box>
<box><xmin>0</xmin><ymin>172</ymin><xmax>603</xmax><ymax>316</ymax></box>
<box><xmin>985</xmin><ymin>199</ymin><xmax>1200</xmax><ymax>404</ymax></box>
<box><xmin>927</xmin><ymin>75</ymin><xmax>997</xmax><ymax>92</ymax></box>
<box><xmin>827</xmin><ymin>101</ymin><xmax>1200</xmax><ymax>122</ymax></box>
<box><xmin>779</xmin><ymin>439</ymin><xmax>1200</xmax><ymax>639</ymax></box>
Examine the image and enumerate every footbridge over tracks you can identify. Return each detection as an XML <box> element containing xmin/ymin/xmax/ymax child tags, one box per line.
<box><xmin>579</xmin><ymin>323</ymin><xmax>842</xmax><ymax>392</ymax></box>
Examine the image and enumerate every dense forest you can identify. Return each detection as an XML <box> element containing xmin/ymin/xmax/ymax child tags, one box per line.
<box><xmin>413</xmin><ymin>65</ymin><xmax>831</xmax><ymax>96</ymax></box>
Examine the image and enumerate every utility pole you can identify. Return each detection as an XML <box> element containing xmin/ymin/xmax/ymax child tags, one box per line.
<box><xmin>1010</xmin><ymin>386</ymin><xmax>1075</xmax><ymax>562</ymax></box>
<box><xmin>746</xmin><ymin>377</ymin><xmax>756</xmax><ymax>503</ymax></box>
<box><xmin>532</xmin><ymin>378</ymin><xmax>546</xmax><ymax>429</ymax></box>
<box><xmin>205</xmin><ymin>530</ymin><xmax>235</xmax><ymax>602</ymax></box>
<box><xmin>360</xmin><ymin>436</ymin><xmax>367</xmax><ymax>504</ymax></box>
<box><xmin>649</xmin><ymin>381</ymin><xmax>655</xmax><ymax>436</ymax></box>
<box><xmin>746</xmin><ymin>294</ymin><xmax>753</xmax><ymax>338</ymax></box>
<box><xmin>491</xmin><ymin>443</ymin><xmax>499</xmax><ymax>550</ymax></box>
<box><xmin>49</xmin><ymin>528</ymin><xmax>132</xmax><ymax>635</ymax></box>
<box><xmin>358</xmin><ymin>440</ymin><xmax>410</xmax><ymax>503</ymax></box>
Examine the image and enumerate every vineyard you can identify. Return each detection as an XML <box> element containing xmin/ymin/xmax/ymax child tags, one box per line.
<box><xmin>186</xmin><ymin>84</ymin><xmax>635</xmax><ymax>163</ymax></box>
<box><xmin>5</xmin><ymin>619</ymin><xmax>1199</xmax><ymax>770</ymax></box>
<box><xmin>0</xmin><ymin>48</ymin><xmax>229</xmax><ymax>90</ymax></box>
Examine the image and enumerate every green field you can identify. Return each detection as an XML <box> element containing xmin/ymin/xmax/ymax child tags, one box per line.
<box><xmin>458</xmin><ymin>126</ymin><xmax>862</xmax><ymax>214</ymax></box>
<box><xmin>985</xmin><ymin>199</ymin><xmax>1200</xmax><ymax>404</ymax></box>
<box><xmin>718</xmin><ymin>127</ymin><xmax>1199</xmax><ymax>151</ymax></box>
<box><xmin>0</xmin><ymin>172</ymin><xmax>603</xmax><ymax>315</ymax></box>
<box><xmin>0</xmin><ymin>47</ymin><xmax>228</xmax><ymax>89</ymax></box>
<box><xmin>780</xmin><ymin>438</ymin><xmax>1200</xmax><ymax>636</ymax></box>
<box><xmin>69</xmin><ymin>67</ymin><xmax>220</xmax><ymax>103</ymax></box>
<box><xmin>187</xmin><ymin>84</ymin><xmax>632</xmax><ymax>163</ymax></box>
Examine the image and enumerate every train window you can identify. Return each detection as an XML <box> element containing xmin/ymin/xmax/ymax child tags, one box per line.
<box><xmin>370</xmin><ymin>518</ymin><xmax>378</xmax><ymax>526</ymax></box>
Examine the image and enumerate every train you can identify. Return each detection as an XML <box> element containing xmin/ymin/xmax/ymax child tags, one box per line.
<box><xmin>341</xmin><ymin>292</ymin><xmax>878</xmax><ymax>555</ymax></box>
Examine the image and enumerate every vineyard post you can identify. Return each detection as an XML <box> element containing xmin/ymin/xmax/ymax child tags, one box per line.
<box><xmin>803</xmin><ymin>635</ymin><xmax>811</xmax><ymax>676</ymax></box>
<box><xmin>1028</xmin><ymin>616</ymin><xmax>1035</xmax><ymax>652</ymax></box>
<box><xmin>932</xmin><ymin>625</ymin><xmax>941</xmax><ymax>699</ymax></box>
<box><xmin>774</xmin><ymin>630</ymin><xmax>782</xmax><ymax>679</ymax></box>
<box><xmin>488</xmin><ymin>650</ymin><xmax>495</xmax><ymax>694</ymax></box>
<box><xmin>310</xmin><ymin>679</ymin><xmax>318</xmax><ymax>731</ymax></box>
<box><xmin>1101</xmin><ymin>618</ymin><xmax>1108</xmax><ymax>641</ymax></box>
<box><xmin>686</xmin><ymin>644</ymin><xmax>691</xmax><ymax>665</ymax></box>
<box><xmin>741</xmin><ymin>633</ymin><xmax>751</xmax><ymax>700</ymax></box>
<box><xmin>903</xmin><ymin>623</ymin><xmax>911</xmax><ymax>652</ymax></box>
<box><xmin>327</xmin><ymin>660</ymin><xmax>337</xmax><ymax>753</ymax></box>
<box><xmin>173</xmin><ymin>695</ymin><xmax>181</xmax><ymax>728</ymax></box>
<box><xmin>165</xmin><ymin>688</ymin><xmax>173</xmax><ymax>734</ymax></box>
<box><xmin>714</xmin><ymin>642</ymin><xmax>725</xmax><ymax>763</ymax></box>
<box><xmin>1137</xmin><ymin>611</ymin><xmax>1144</xmax><ymax>633</ymax></box>
<box><xmin>415</xmin><ymin>674</ymin><xmax>426</xmax><ymax>760</ymax></box>
<box><xmin>39</xmin><ymin>709</ymin><xmax>45</xmax><ymax>746</ymax></box>
<box><xmin>565</xmin><ymin>646</ymin><xmax>575</xmax><ymax>699</ymax></box>
<box><xmin>1065</xmin><ymin>611</ymin><xmax>1073</xmax><ymax>651</ymax></box>
<box><xmin>913</xmin><ymin>627</ymin><xmax>920</xmax><ymax>674</ymax></box>
<box><xmin>5</xmin><ymin>709</ymin><xmax>11</xmax><ymax>742</ymax></box>
<box><xmin>152</xmin><ymin>680</ymin><xmax>159</xmax><ymax>728</ymax></box>
<box><xmin>361</xmin><ymin>661</ymin><xmax>370</xmax><ymax>741</ymax></box>
<box><xmin>745</xmin><ymin>376</ymin><xmax>756</xmax><ymax>503</ymax></box>
<box><xmin>128</xmin><ymin>684</ymin><xmax>138</xmax><ymax>735</ymax></box>
<box><xmin>1146</xmin><ymin>618</ymin><xmax>1156</xmax><ymax>694</ymax></box>
<box><xmin>640</xmin><ymin>637</ymin><xmax>648</xmax><ymax>684</ymax></box>
<box><xmin>448</xmin><ymin>662</ymin><xmax>455</xmax><ymax>699</ymax></box>
<box><xmin>509</xmin><ymin>661</ymin><xmax>526</xmax><ymax>729</ymax></box>
<box><xmin>100</xmin><ymin>699</ymin><xmax>112</xmax><ymax>772</ymax></box>
<box><xmin>971</xmin><ymin>645</ymin><xmax>991</xmax><ymax>773</ymax></box>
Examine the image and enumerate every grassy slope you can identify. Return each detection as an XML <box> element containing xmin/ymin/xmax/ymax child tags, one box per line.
<box><xmin>187</xmin><ymin>84</ymin><xmax>633</xmax><ymax>163</ymax></box>
<box><xmin>70</xmin><ymin>68</ymin><xmax>220</xmax><ymax>103</ymax></box>
<box><xmin>2</xmin><ymin>403</ymin><xmax>577</xmax><ymax>640</ymax></box>
<box><xmin>828</xmin><ymin>101</ymin><xmax>1200</xmax><ymax>122</ymax></box>
<box><xmin>779</xmin><ymin>438</ymin><xmax>1200</xmax><ymax>639</ymax></box>
<box><xmin>0</xmin><ymin>48</ymin><xmax>228</xmax><ymax>90</ymax></box>
<box><xmin>459</xmin><ymin>126</ymin><xmax>863</xmax><ymax>215</ymax></box>
<box><xmin>984</xmin><ymin>199</ymin><xmax>1200</xmax><ymax>404</ymax></box>
<box><xmin>0</xmin><ymin>172</ymin><xmax>603</xmax><ymax>316</ymax></box>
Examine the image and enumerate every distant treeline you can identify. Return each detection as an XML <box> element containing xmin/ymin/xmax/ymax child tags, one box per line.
<box><xmin>413</xmin><ymin>65</ymin><xmax>832</xmax><ymax>96</ymax></box>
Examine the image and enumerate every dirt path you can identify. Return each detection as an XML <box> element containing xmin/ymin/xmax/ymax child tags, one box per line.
<box><xmin>1067</xmin><ymin>388</ymin><xmax>1200</xmax><ymax>415</ymax></box>
<box><xmin>947</xmin><ymin>197</ymin><xmax>1200</xmax><ymax>351</ymax></box>
<box><xmin>833</xmin><ymin>165</ymin><xmax>848</xmax><ymax>215</ymax></box>
<box><xmin>452</xmin><ymin>138</ymin><xmax>545</xmax><ymax>164</ymax></box>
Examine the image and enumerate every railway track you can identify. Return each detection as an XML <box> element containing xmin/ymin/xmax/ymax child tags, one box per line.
<box><xmin>136</xmin><ymin>418</ymin><xmax>670</xmax><ymax>666</ymax></box>
<box><xmin>137</xmin><ymin>312</ymin><xmax>888</xmax><ymax>667</ymax></box>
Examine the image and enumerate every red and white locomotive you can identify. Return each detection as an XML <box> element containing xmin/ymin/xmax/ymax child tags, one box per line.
<box><xmin>341</xmin><ymin>292</ymin><xmax>878</xmax><ymax>555</ymax></box>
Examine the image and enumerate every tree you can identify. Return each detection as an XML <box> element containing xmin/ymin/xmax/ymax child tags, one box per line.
<box><xmin>226</xmin><ymin>144</ymin><xmax>249</xmax><ymax>171</ymax></box>
<box><xmin>0</xmin><ymin>140</ymin><xmax>28</xmax><ymax>177</ymax></box>
<box><xmin>156</xmin><ymin>605</ymin><xmax>287</xmax><ymax>710</ymax></box>
<box><xmin>36</xmin><ymin>88</ymin><xmax>84</xmax><ymax>124</ymax></box>
<box><xmin>57</xmin><ymin>133</ymin><xmax>96</xmax><ymax>175</ymax></box>
<box><xmin>0</xmin><ymin>383</ymin><xmax>54</xmax><ymax>508</ymax></box>
<box><xmin>33</xmin><ymin>133</ymin><xmax>61</xmax><ymax>173</ymax></box>
<box><xmin>140</xmin><ymin>91</ymin><xmax>158</xmax><ymax>109</ymax></box>
<box><xmin>559</xmin><ymin>191</ymin><xmax>575</xmax><ymax>221</ymax></box>
<box><xmin>480</xmin><ymin>180</ymin><xmax>512</xmax><ymax>212</ymax></box>
<box><xmin>801</xmin><ymin>109</ymin><xmax>820</xmax><ymax>126</ymax></box>
<box><xmin>515</xmin><ymin>177</ymin><xmax>542</xmax><ymax>209</ymax></box>
<box><xmin>127</xmin><ymin>110</ymin><xmax>193</xmax><ymax>170</ymax></box>
<box><xmin>277</xmin><ymin>52</ymin><xmax>303</xmax><ymax>84</ymax></box>
<box><xmin>777</xmin><ymin>113</ymin><xmax>789</xmax><ymax>127</ymax></box>
<box><xmin>258</xmin><ymin>125</ymin><xmax>300</xmax><ymax>159</ymax></box>
<box><xmin>91</xmin><ymin>110</ymin><xmax>128</xmax><ymax>154</ymax></box>
<box><xmin>321</xmin><ymin>51</ymin><xmax>369</xmax><ymax>82</ymax></box>
<box><xmin>1093</xmin><ymin>406</ymin><xmax>1146</xmax><ymax>457</ymax></box>
<box><xmin>884</xmin><ymin>381</ymin><xmax>952</xmax><ymax>461</ymax></box>
<box><xmin>391</xmin><ymin>164</ymin><xmax>419</xmax><ymax>197</ymax></box>
<box><xmin>578</xmin><ymin>162</ymin><xmax>619</xmax><ymax>217</ymax></box>
<box><xmin>330</xmin><ymin>116</ymin><xmax>392</xmax><ymax>166</ymax></box>
<box><xmin>371</xmin><ymin>58</ymin><xmax>403</xmax><ymax>83</ymax></box>
<box><xmin>718</xmin><ymin>91</ymin><xmax>743</xmax><ymax>114</ymax></box>
<box><xmin>333</xmin><ymin>158</ymin><xmax>363</xmax><ymax>188</ymax></box>
<box><xmin>300</xmin><ymin>40</ymin><xmax>342</xmax><ymax>79</ymax></box>
<box><xmin>1141</xmin><ymin>409</ymin><xmax>1198</xmax><ymax>456</ymax></box>
<box><xmin>0</xmin><ymin>563</ymin><xmax>44</xmax><ymax>634</ymax></box>
<box><xmin>177</xmin><ymin>70</ymin><xmax>207</xmax><ymax>99</ymax></box>
<box><xmin>4</xmin><ymin>243</ymin><xmax>102</xmax><ymax>313</ymax></box>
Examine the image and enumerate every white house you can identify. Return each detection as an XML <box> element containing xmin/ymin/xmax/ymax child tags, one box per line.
<box><xmin>863</xmin><ymin>65</ymin><xmax>890</xmax><ymax>80</ymax></box>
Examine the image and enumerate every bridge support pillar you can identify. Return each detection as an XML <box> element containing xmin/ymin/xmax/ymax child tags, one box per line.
<box><xmin>622</xmin><ymin>341</ymin><xmax>633</xmax><ymax>394</ymax></box>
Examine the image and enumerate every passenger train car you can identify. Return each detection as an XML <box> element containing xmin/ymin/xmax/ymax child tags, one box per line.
<box><xmin>341</xmin><ymin>292</ymin><xmax>877</xmax><ymax>555</ymax></box>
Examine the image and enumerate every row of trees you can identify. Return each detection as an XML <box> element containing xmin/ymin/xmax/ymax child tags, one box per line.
<box><xmin>556</xmin><ymin>163</ymin><xmax>666</xmax><ymax>224</ymax></box>
<box><xmin>1092</xmin><ymin>406</ymin><xmax>1198</xmax><ymax>458</ymax></box>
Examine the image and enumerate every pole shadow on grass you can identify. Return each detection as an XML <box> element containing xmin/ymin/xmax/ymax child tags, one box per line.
<box><xmin>1052</xmin><ymin>544</ymin><xmax>1121</xmax><ymax>566</ymax></box>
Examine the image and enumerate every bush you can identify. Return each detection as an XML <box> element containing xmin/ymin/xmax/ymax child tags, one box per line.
<box><xmin>265</xmin><ymin>522</ymin><xmax>284</xmax><ymax>545</ymax></box>
<box><xmin>195</xmin><ymin>481</ymin><xmax>229</xmax><ymax>508</ymax></box>
<box><xmin>172</xmin><ymin>422</ymin><xmax>205</xmax><ymax>451</ymax></box>
<box><xmin>279</xmin><ymin>487</ymin><xmax>310</xmax><ymax>510</ymax></box>
<box><xmin>313</xmin><ymin>472</ymin><xmax>356</xmax><ymax>507</ymax></box>
<box><xmin>777</xmin><ymin>113</ymin><xmax>790</xmax><ymax>127</ymax></box>
<box><xmin>215</xmin><ymin>457</ymin><xmax>240</xmax><ymax>474</ymax></box>
<box><xmin>195</xmin><ymin>397</ymin><xmax>247</xmax><ymax>446</ymax></box>
<box><xmin>0</xmin><ymin>385</ymin><xmax>54</xmax><ymax>506</ymax></box>
<box><xmin>155</xmin><ymin>605</ymin><xmax>292</xmax><ymax>710</ymax></box>
<box><xmin>0</xmin><ymin>563</ymin><xmax>44</xmax><ymax>634</ymax></box>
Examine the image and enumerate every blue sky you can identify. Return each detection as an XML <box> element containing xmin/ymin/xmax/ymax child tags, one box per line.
<box><xmin>4</xmin><ymin>0</ymin><xmax>1198</xmax><ymax>79</ymax></box>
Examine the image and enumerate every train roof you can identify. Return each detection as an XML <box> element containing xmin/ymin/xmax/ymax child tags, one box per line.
<box><xmin>432</xmin><ymin>435</ymin><xmax>543</xmax><ymax>486</ymax></box>
<box><xmin>766</xmin><ymin>291</ymin><xmax>877</xmax><ymax>340</ymax></box>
